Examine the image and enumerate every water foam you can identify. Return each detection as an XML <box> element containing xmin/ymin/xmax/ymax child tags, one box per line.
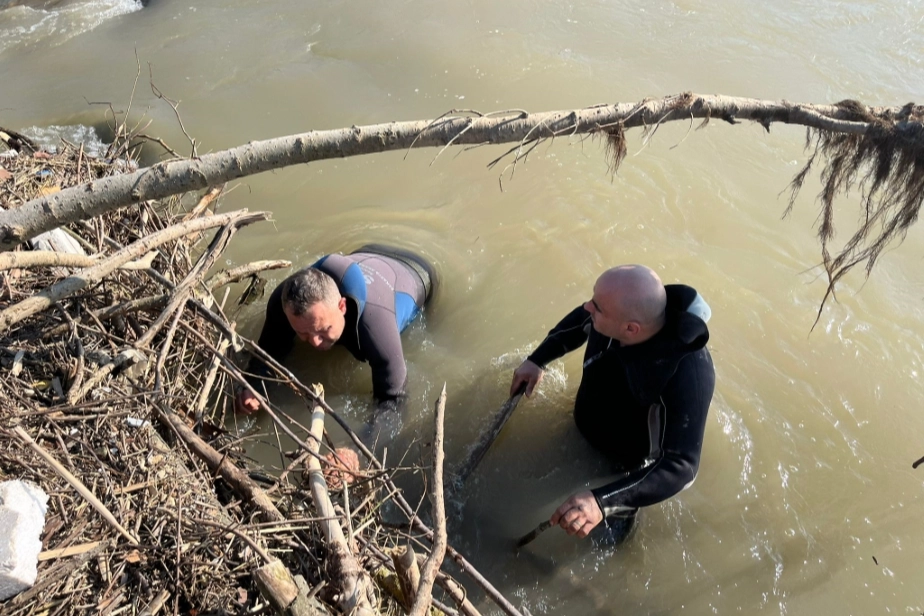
<box><xmin>21</xmin><ymin>124</ymin><xmax>106</xmax><ymax>157</ymax></box>
<box><xmin>0</xmin><ymin>0</ymin><xmax>142</xmax><ymax>57</ymax></box>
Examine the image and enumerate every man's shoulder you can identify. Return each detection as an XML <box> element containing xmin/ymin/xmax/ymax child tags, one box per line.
<box><xmin>669</xmin><ymin>346</ymin><xmax>714</xmax><ymax>385</ymax></box>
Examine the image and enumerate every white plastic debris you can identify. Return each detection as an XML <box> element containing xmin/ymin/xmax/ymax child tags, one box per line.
<box><xmin>0</xmin><ymin>480</ymin><xmax>49</xmax><ymax>600</ymax></box>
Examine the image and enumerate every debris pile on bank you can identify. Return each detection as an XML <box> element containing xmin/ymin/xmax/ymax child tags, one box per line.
<box><xmin>0</xmin><ymin>128</ymin><xmax>516</xmax><ymax>616</ymax></box>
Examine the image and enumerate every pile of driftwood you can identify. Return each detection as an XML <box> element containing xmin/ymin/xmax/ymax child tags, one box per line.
<box><xmin>0</xmin><ymin>131</ymin><xmax>522</xmax><ymax>616</ymax></box>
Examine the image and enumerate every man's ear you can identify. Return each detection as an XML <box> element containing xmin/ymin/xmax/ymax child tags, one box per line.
<box><xmin>625</xmin><ymin>321</ymin><xmax>641</xmax><ymax>336</ymax></box>
<box><xmin>338</xmin><ymin>297</ymin><xmax>347</xmax><ymax>315</ymax></box>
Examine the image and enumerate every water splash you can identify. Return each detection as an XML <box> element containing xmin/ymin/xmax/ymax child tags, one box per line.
<box><xmin>0</xmin><ymin>0</ymin><xmax>142</xmax><ymax>57</ymax></box>
<box><xmin>21</xmin><ymin>124</ymin><xmax>106</xmax><ymax>157</ymax></box>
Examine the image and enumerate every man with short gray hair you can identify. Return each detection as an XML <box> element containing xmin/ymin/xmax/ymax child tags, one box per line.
<box><xmin>237</xmin><ymin>245</ymin><xmax>437</xmax><ymax>417</ymax></box>
<box><xmin>510</xmin><ymin>265</ymin><xmax>714</xmax><ymax>544</ymax></box>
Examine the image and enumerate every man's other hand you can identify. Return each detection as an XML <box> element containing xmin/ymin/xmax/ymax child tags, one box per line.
<box><xmin>511</xmin><ymin>359</ymin><xmax>544</xmax><ymax>397</ymax></box>
<box><xmin>550</xmin><ymin>491</ymin><xmax>604</xmax><ymax>538</ymax></box>
<box><xmin>235</xmin><ymin>389</ymin><xmax>261</xmax><ymax>415</ymax></box>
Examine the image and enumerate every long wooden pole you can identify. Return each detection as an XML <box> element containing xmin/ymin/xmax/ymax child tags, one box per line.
<box><xmin>452</xmin><ymin>385</ymin><xmax>526</xmax><ymax>486</ymax></box>
<box><xmin>305</xmin><ymin>388</ymin><xmax>379</xmax><ymax>616</ymax></box>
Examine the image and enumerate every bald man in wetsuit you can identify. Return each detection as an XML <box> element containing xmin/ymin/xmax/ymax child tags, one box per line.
<box><xmin>236</xmin><ymin>244</ymin><xmax>437</xmax><ymax>421</ymax></box>
<box><xmin>510</xmin><ymin>264</ymin><xmax>714</xmax><ymax>542</ymax></box>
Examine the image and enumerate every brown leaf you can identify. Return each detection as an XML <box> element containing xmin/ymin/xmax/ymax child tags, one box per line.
<box><xmin>32</xmin><ymin>151</ymin><xmax>52</xmax><ymax>159</ymax></box>
<box><xmin>124</xmin><ymin>550</ymin><xmax>142</xmax><ymax>564</ymax></box>
<box><xmin>39</xmin><ymin>185</ymin><xmax>60</xmax><ymax>196</ymax></box>
<box><xmin>0</xmin><ymin>167</ymin><xmax>11</xmax><ymax>182</ymax></box>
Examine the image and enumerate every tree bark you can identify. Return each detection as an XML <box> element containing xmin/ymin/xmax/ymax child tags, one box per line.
<box><xmin>1</xmin><ymin>94</ymin><xmax>918</xmax><ymax>251</ymax></box>
<box><xmin>0</xmin><ymin>250</ymin><xmax>156</xmax><ymax>271</ymax></box>
<box><xmin>409</xmin><ymin>384</ymin><xmax>449</xmax><ymax>616</ymax></box>
<box><xmin>305</xmin><ymin>388</ymin><xmax>378</xmax><ymax>616</ymax></box>
<box><xmin>391</xmin><ymin>545</ymin><xmax>421</xmax><ymax>611</ymax></box>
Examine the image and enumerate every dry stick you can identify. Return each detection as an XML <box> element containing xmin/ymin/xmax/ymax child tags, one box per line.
<box><xmin>10</xmin><ymin>539</ymin><xmax>112</xmax><ymax>608</ymax></box>
<box><xmin>38</xmin><ymin>541</ymin><xmax>102</xmax><ymax>561</ymax></box>
<box><xmin>0</xmin><ymin>250</ymin><xmax>156</xmax><ymax>271</ymax></box>
<box><xmin>179</xmin><ymin>324</ymin><xmax>329</xmax><ymax>472</ymax></box>
<box><xmin>155</xmin><ymin>506</ymin><xmax>275</xmax><ymax>569</ymax></box>
<box><xmin>68</xmin><ymin>349</ymin><xmax>145</xmax><ymax>405</ymax></box>
<box><xmin>205</xmin><ymin>259</ymin><xmax>292</xmax><ymax>290</ymax></box>
<box><xmin>149</xmin><ymin>406</ymin><xmax>320</xmax><ymax>616</ymax></box>
<box><xmin>152</xmin><ymin>305</ymin><xmax>185</xmax><ymax>392</ymax></box>
<box><xmin>305</xmin><ymin>387</ymin><xmax>378</xmax><ymax>616</ymax></box>
<box><xmin>151</xmin><ymin>399</ymin><xmax>285</xmax><ymax>522</ymax></box>
<box><xmin>452</xmin><ymin>385</ymin><xmax>525</xmax><ymax>486</ymax></box>
<box><xmin>58</xmin><ymin>305</ymin><xmax>86</xmax><ymax>402</ymax></box>
<box><xmin>11</xmin><ymin>426</ymin><xmax>139</xmax><ymax>545</ymax></box>
<box><xmin>182</xmin><ymin>184</ymin><xmax>224</xmax><ymax>222</ymax></box>
<box><xmin>370</xmin><ymin>549</ymin><xmax>460</xmax><ymax>616</ymax></box>
<box><xmin>242</xmin><ymin>342</ymin><xmax>526</xmax><ymax>616</ymax></box>
<box><xmin>409</xmin><ymin>384</ymin><xmax>449</xmax><ymax>616</ymax></box>
<box><xmin>44</xmin><ymin>258</ymin><xmax>289</xmax><ymax>338</ymax></box>
<box><xmin>0</xmin><ymin>210</ymin><xmax>267</xmax><ymax>333</ymax></box>
<box><xmin>392</xmin><ymin>545</ymin><xmax>421</xmax><ymax>610</ymax></box>
<box><xmin>135</xmin><ymin>221</ymin><xmax>239</xmax><ymax>348</ymax></box>
<box><xmin>360</xmin><ymin>537</ymin><xmax>482</xmax><ymax>616</ymax></box>
<box><xmin>416</xmin><ymin>555</ymin><xmax>482</xmax><ymax>616</ymax></box>
<box><xmin>138</xmin><ymin>589</ymin><xmax>171</xmax><ymax>616</ymax></box>
<box><xmin>194</xmin><ymin>336</ymin><xmax>230</xmax><ymax>422</ymax></box>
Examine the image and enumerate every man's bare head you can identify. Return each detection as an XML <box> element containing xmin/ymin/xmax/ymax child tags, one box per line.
<box><xmin>281</xmin><ymin>268</ymin><xmax>348</xmax><ymax>350</ymax></box>
<box><xmin>584</xmin><ymin>265</ymin><xmax>666</xmax><ymax>344</ymax></box>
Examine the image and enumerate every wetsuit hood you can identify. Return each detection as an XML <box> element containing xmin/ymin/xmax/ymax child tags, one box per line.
<box><xmin>616</xmin><ymin>284</ymin><xmax>710</xmax><ymax>405</ymax></box>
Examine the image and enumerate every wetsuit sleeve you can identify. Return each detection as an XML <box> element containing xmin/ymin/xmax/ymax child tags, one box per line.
<box><xmin>590</xmin><ymin>349</ymin><xmax>715</xmax><ymax>514</ymax></box>
<box><xmin>526</xmin><ymin>306</ymin><xmax>592</xmax><ymax>367</ymax></box>
<box><xmin>357</xmin><ymin>307</ymin><xmax>408</xmax><ymax>407</ymax></box>
<box><xmin>245</xmin><ymin>283</ymin><xmax>295</xmax><ymax>391</ymax></box>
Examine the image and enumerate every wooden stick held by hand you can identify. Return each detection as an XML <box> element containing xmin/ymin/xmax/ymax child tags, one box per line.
<box><xmin>515</xmin><ymin>520</ymin><xmax>552</xmax><ymax>549</ymax></box>
<box><xmin>454</xmin><ymin>383</ymin><xmax>526</xmax><ymax>485</ymax></box>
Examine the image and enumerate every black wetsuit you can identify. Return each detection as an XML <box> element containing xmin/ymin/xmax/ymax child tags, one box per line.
<box><xmin>246</xmin><ymin>246</ymin><xmax>435</xmax><ymax>405</ymax></box>
<box><xmin>527</xmin><ymin>284</ymin><xmax>715</xmax><ymax>517</ymax></box>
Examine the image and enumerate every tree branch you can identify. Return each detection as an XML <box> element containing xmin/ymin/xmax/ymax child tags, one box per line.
<box><xmin>0</xmin><ymin>210</ymin><xmax>267</xmax><ymax>333</ymax></box>
<box><xmin>409</xmin><ymin>384</ymin><xmax>448</xmax><ymax>616</ymax></box>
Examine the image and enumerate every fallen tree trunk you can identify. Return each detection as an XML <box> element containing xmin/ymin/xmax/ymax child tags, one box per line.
<box><xmin>2</xmin><ymin>94</ymin><xmax>920</xmax><ymax>252</ymax></box>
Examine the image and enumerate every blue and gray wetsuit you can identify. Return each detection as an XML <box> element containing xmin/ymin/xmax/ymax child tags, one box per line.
<box><xmin>246</xmin><ymin>245</ymin><xmax>436</xmax><ymax>406</ymax></box>
<box><xmin>527</xmin><ymin>284</ymin><xmax>715</xmax><ymax>518</ymax></box>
